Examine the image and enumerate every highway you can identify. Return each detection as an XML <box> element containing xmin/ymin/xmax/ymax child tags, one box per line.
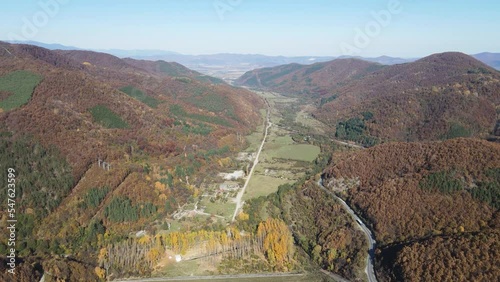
<box><xmin>316</xmin><ymin>179</ymin><xmax>377</xmax><ymax>282</ymax></box>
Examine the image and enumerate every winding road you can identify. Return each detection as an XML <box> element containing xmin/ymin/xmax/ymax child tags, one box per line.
<box><xmin>317</xmin><ymin>179</ymin><xmax>377</xmax><ymax>282</ymax></box>
<box><xmin>231</xmin><ymin>99</ymin><xmax>271</xmax><ymax>222</ymax></box>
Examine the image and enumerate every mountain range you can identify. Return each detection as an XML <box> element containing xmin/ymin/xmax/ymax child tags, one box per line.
<box><xmin>237</xmin><ymin>52</ymin><xmax>500</xmax><ymax>144</ymax></box>
<box><xmin>5</xmin><ymin>41</ymin><xmax>500</xmax><ymax>82</ymax></box>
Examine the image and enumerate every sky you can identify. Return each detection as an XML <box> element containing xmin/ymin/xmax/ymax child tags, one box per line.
<box><xmin>1</xmin><ymin>0</ymin><xmax>499</xmax><ymax>57</ymax></box>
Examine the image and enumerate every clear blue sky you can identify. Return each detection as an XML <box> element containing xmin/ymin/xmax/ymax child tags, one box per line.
<box><xmin>1</xmin><ymin>0</ymin><xmax>499</xmax><ymax>57</ymax></box>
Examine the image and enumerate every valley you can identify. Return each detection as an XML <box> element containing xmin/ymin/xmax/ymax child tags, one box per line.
<box><xmin>145</xmin><ymin>90</ymin><xmax>331</xmax><ymax>280</ymax></box>
<box><xmin>0</xmin><ymin>40</ymin><xmax>499</xmax><ymax>282</ymax></box>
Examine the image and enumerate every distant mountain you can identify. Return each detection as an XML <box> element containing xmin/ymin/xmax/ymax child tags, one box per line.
<box><xmin>98</xmin><ymin>49</ymin><xmax>180</xmax><ymax>58</ymax></box>
<box><xmin>131</xmin><ymin>54</ymin><xmax>418</xmax><ymax>81</ymax></box>
<box><xmin>130</xmin><ymin>53</ymin><xmax>334</xmax><ymax>66</ymax></box>
<box><xmin>473</xmin><ymin>52</ymin><xmax>500</xmax><ymax>70</ymax></box>
<box><xmin>133</xmin><ymin>53</ymin><xmax>416</xmax><ymax>68</ymax></box>
<box><xmin>5</xmin><ymin>40</ymin><xmax>82</xmax><ymax>50</ymax></box>
<box><xmin>235</xmin><ymin>58</ymin><xmax>382</xmax><ymax>95</ymax></box>
<box><xmin>338</xmin><ymin>55</ymin><xmax>417</xmax><ymax>65</ymax></box>
<box><xmin>5</xmin><ymin>40</ymin><xmax>500</xmax><ymax>77</ymax></box>
<box><xmin>238</xmin><ymin>52</ymin><xmax>500</xmax><ymax>143</ymax></box>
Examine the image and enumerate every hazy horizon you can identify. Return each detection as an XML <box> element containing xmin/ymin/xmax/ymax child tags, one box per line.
<box><xmin>5</xmin><ymin>39</ymin><xmax>500</xmax><ymax>59</ymax></box>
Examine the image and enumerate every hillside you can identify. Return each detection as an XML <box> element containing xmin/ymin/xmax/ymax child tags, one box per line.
<box><xmin>0</xmin><ymin>42</ymin><xmax>264</xmax><ymax>280</ymax></box>
<box><xmin>56</xmin><ymin>50</ymin><xmax>225</xmax><ymax>84</ymax></box>
<box><xmin>0</xmin><ymin>42</ymin><xmax>262</xmax><ymax>175</ymax></box>
<box><xmin>236</xmin><ymin>58</ymin><xmax>382</xmax><ymax>96</ymax></box>
<box><xmin>317</xmin><ymin>52</ymin><xmax>500</xmax><ymax>143</ymax></box>
<box><xmin>322</xmin><ymin>138</ymin><xmax>500</xmax><ymax>281</ymax></box>
<box><xmin>55</xmin><ymin>50</ymin><xmax>143</xmax><ymax>72</ymax></box>
<box><xmin>239</xmin><ymin>52</ymin><xmax>500</xmax><ymax>144</ymax></box>
<box><xmin>122</xmin><ymin>58</ymin><xmax>225</xmax><ymax>84</ymax></box>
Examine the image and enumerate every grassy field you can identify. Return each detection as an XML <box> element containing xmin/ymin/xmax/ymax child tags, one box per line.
<box><xmin>243</xmin><ymin>92</ymin><xmax>318</xmax><ymax>200</ymax></box>
<box><xmin>266</xmin><ymin>135</ymin><xmax>294</xmax><ymax>147</ymax></box>
<box><xmin>155</xmin><ymin>259</ymin><xmax>211</xmax><ymax>277</ymax></box>
<box><xmin>243</xmin><ymin>175</ymin><xmax>290</xmax><ymax>200</ymax></box>
<box><xmin>260</xmin><ymin>132</ymin><xmax>319</xmax><ymax>163</ymax></box>
<box><xmin>89</xmin><ymin>105</ymin><xmax>129</xmax><ymax>129</ymax></box>
<box><xmin>0</xmin><ymin>70</ymin><xmax>42</xmax><ymax>111</ymax></box>
<box><xmin>200</xmin><ymin>198</ymin><xmax>235</xmax><ymax>218</ymax></box>
<box><xmin>295</xmin><ymin>107</ymin><xmax>327</xmax><ymax>134</ymax></box>
<box><xmin>244</xmin><ymin>129</ymin><xmax>264</xmax><ymax>152</ymax></box>
<box><xmin>120</xmin><ymin>85</ymin><xmax>160</xmax><ymax>108</ymax></box>
<box><xmin>269</xmin><ymin>144</ymin><xmax>320</xmax><ymax>162</ymax></box>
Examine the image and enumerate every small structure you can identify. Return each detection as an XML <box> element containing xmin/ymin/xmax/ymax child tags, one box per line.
<box><xmin>219</xmin><ymin>182</ymin><xmax>240</xmax><ymax>191</ymax></box>
<box><xmin>135</xmin><ymin>230</ymin><xmax>147</xmax><ymax>238</ymax></box>
<box><xmin>237</xmin><ymin>152</ymin><xmax>256</xmax><ymax>161</ymax></box>
<box><xmin>175</xmin><ymin>255</ymin><xmax>182</xmax><ymax>262</ymax></box>
<box><xmin>218</xmin><ymin>170</ymin><xmax>245</xmax><ymax>180</ymax></box>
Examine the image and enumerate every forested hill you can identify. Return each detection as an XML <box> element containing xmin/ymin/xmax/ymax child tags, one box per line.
<box><xmin>238</xmin><ymin>52</ymin><xmax>500</xmax><ymax>144</ymax></box>
<box><xmin>0</xmin><ymin>41</ymin><xmax>263</xmax><ymax>281</ymax></box>
<box><xmin>235</xmin><ymin>58</ymin><xmax>380</xmax><ymax>96</ymax></box>
<box><xmin>322</xmin><ymin>138</ymin><xmax>500</xmax><ymax>281</ymax></box>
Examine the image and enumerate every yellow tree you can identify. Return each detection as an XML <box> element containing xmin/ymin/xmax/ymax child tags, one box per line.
<box><xmin>257</xmin><ymin>218</ymin><xmax>294</xmax><ymax>271</ymax></box>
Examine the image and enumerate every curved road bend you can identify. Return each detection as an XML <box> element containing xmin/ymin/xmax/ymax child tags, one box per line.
<box><xmin>231</xmin><ymin>99</ymin><xmax>271</xmax><ymax>222</ymax></box>
<box><xmin>317</xmin><ymin>179</ymin><xmax>377</xmax><ymax>282</ymax></box>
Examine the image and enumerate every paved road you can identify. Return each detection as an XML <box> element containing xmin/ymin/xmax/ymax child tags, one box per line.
<box><xmin>231</xmin><ymin>99</ymin><xmax>271</xmax><ymax>222</ymax></box>
<box><xmin>316</xmin><ymin>179</ymin><xmax>377</xmax><ymax>282</ymax></box>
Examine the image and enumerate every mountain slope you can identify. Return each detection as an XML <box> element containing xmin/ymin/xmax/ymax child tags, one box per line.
<box><xmin>317</xmin><ymin>52</ymin><xmax>500</xmax><ymax>142</ymax></box>
<box><xmin>239</xmin><ymin>52</ymin><xmax>500</xmax><ymax>143</ymax></box>
<box><xmin>122</xmin><ymin>58</ymin><xmax>225</xmax><ymax>84</ymax></box>
<box><xmin>322</xmin><ymin>138</ymin><xmax>500</xmax><ymax>281</ymax></box>
<box><xmin>236</xmin><ymin>58</ymin><xmax>382</xmax><ymax>96</ymax></box>
<box><xmin>56</xmin><ymin>49</ymin><xmax>142</xmax><ymax>72</ymax></box>
<box><xmin>0</xmin><ymin>41</ymin><xmax>264</xmax><ymax>279</ymax></box>
<box><xmin>0</xmin><ymin>39</ymin><xmax>263</xmax><ymax>183</ymax></box>
<box><xmin>55</xmin><ymin>50</ymin><xmax>225</xmax><ymax>84</ymax></box>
